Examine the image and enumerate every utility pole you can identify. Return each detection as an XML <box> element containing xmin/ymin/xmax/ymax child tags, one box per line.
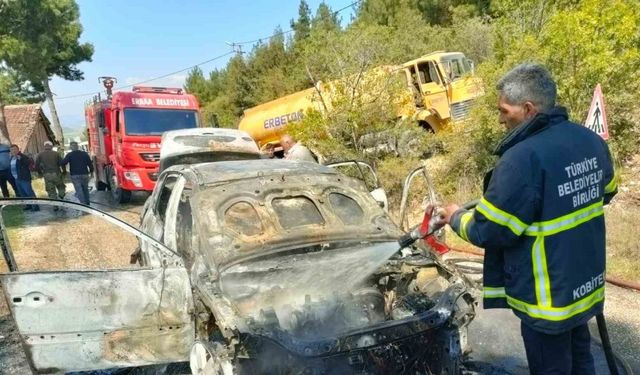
<box><xmin>225</xmin><ymin>42</ymin><xmax>244</xmax><ymax>55</ymax></box>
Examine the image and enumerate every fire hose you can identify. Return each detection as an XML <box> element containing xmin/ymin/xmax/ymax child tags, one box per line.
<box><xmin>397</xmin><ymin>200</ymin><xmax>633</xmax><ymax>375</ymax></box>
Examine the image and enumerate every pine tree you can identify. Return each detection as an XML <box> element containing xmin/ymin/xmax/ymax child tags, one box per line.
<box><xmin>312</xmin><ymin>3</ymin><xmax>341</xmax><ymax>32</ymax></box>
<box><xmin>0</xmin><ymin>0</ymin><xmax>93</xmax><ymax>147</ymax></box>
<box><xmin>291</xmin><ymin>0</ymin><xmax>312</xmax><ymax>43</ymax></box>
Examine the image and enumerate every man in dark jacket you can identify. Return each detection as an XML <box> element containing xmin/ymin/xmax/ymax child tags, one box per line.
<box><xmin>437</xmin><ymin>64</ymin><xmax>617</xmax><ymax>375</ymax></box>
<box><xmin>61</xmin><ymin>141</ymin><xmax>93</xmax><ymax>205</ymax></box>
<box><xmin>10</xmin><ymin>144</ymin><xmax>39</xmax><ymax>211</ymax></box>
<box><xmin>35</xmin><ymin>141</ymin><xmax>66</xmax><ymax>205</ymax></box>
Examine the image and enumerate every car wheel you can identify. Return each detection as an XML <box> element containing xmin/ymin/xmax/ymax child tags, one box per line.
<box><xmin>190</xmin><ymin>340</ymin><xmax>235</xmax><ymax>375</ymax></box>
<box><xmin>107</xmin><ymin>166</ymin><xmax>132</xmax><ymax>204</ymax></box>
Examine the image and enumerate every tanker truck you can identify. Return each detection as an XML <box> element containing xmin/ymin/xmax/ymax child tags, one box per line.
<box><xmin>238</xmin><ymin>51</ymin><xmax>484</xmax><ymax>150</ymax></box>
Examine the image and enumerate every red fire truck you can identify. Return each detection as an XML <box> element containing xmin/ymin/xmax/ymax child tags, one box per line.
<box><xmin>85</xmin><ymin>77</ymin><xmax>200</xmax><ymax>203</ymax></box>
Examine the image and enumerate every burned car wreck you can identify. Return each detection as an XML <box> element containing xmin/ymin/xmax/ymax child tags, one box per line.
<box><xmin>0</xmin><ymin>160</ymin><xmax>477</xmax><ymax>374</ymax></box>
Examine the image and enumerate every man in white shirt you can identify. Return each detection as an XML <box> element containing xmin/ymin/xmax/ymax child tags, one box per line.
<box><xmin>280</xmin><ymin>134</ymin><xmax>317</xmax><ymax>163</ymax></box>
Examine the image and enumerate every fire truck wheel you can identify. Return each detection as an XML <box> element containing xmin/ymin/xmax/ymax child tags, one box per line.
<box><xmin>107</xmin><ymin>167</ymin><xmax>132</xmax><ymax>204</ymax></box>
<box><xmin>92</xmin><ymin>159</ymin><xmax>107</xmax><ymax>191</ymax></box>
<box><xmin>112</xmin><ymin>185</ymin><xmax>132</xmax><ymax>204</ymax></box>
<box><xmin>96</xmin><ymin>181</ymin><xmax>108</xmax><ymax>191</ymax></box>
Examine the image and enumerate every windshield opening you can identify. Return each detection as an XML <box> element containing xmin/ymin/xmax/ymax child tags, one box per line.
<box><xmin>159</xmin><ymin>151</ymin><xmax>261</xmax><ymax>172</ymax></box>
<box><xmin>124</xmin><ymin>108</ymin><xmax>198</xmax><ymax>135</ymax></box>
<box><xmin>441</xmin><ymin>56</ymin><xmax>470</xmax><ymax>81</ymax></box>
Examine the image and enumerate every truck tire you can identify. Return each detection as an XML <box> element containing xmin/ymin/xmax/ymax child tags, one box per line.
<box><xmin>107</xmin><ymin>167</ymin><xmax>132</xmax><ymax>204</ymax></box>
<box><xmin>96</xmin><ymin>181</ymin><xmax>109</xmax><ymax>191</ymax></box>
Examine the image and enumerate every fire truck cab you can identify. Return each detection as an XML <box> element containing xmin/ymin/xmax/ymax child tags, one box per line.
<box><xmin>85</xmin><ymin>79</ymin><xmax>200</xmax><ymax>203</ymax></box>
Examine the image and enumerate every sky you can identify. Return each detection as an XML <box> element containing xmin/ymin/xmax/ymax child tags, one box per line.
<box><xmin>46</xmin><ymin>0</ymin><xmax>357</xmax><ymax>128</ymax></box>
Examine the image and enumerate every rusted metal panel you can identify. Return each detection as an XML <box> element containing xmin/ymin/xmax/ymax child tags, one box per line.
<box><xmin>1</xmin><ymin>267</ymin><xmax>194</xmax><ymax>372</ymax></box>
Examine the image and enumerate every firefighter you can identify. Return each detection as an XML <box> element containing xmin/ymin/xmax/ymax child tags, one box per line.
<box><xmin>437</xmin><ymin>63</ymin><xmax>617</xmax><ymax>375</ymax></box>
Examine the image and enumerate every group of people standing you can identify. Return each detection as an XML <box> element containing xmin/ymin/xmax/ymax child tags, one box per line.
<box><xmin>0</xmin><ymin>141</ymin><xmax>94</xmax><ymax>211</ymax></box>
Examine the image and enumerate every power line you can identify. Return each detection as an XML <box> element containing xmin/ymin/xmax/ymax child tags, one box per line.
<box><xmin>232</xmin><ymin>0</ymin><xmax>362</xmax><ymax>46</ymax></box>
<box><xmin>55</xmin><ymin>50</ymin><xmax>235</xmax><ymax>100</ymax></box>
<box><xmin>233</xmin><ymin>29</ymin><xmax>294</xmax><ymax>46</ymax></box>
<box><xmin>54</xmin><ymin>0</ymin><xmax>362</xmax><ymax>101</ymax></box>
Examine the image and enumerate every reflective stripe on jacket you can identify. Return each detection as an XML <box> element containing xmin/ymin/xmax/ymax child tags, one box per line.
<box><xmin>450</xmin><ymin>107</ymin><xmax>618</xmax><ymax>334</ymax></box>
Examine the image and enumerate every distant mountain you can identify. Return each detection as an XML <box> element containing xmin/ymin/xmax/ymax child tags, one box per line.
<box><xmin>62</xmin><ymin>126</ymin><xmax>86</xmax><ymax>144</ymax></box>
<box><xmin>63</xmin><ymin>124</ymin><xmax>85</xmax><ymax>131</ymax></box>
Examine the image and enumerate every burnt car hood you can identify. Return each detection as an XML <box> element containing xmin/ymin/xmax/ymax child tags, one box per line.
<box><xmin>218</xmin><ymin>242</ymin><xmax>399</xmax><ymax>306</ymax></box>
<box><xmin>215</xmin><ymin>242</ymin><xmax>474</xmax><ymax>356</ymax></box>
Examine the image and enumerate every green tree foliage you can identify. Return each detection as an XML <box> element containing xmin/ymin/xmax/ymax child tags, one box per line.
<box><xmin>357</xmin><ymin>0</ymin><xmax>412</xmax><ymax>26</ymax></box>
<box><xmin>0</xmin><ymin>69</ymin><xmax>44</xmax><ymax>105</ymax></box>
<box><xmin>247</xmin><ymin>29</ymin><xmax>294</xmax><ymax>103</ymax></box>
<box><xmin>185</xmin><ymin>67</ymin><xmax>210</xmax><ymax>102</ymax></box>
<box><xmin>291</xmin><ymin>0</ymin><xmax>312</xmax><ymax>43</ymax></box>
<box><xmin>433</xmin><ymin>0</ymin><xmax>640</xmax><ymax>200</ymax></box>
<box><xmin>187</xmin><ymin>0</ymin><xmax>638</xmax><ymax>200</ymax></box>
<box><xmin>539</xmin><ymin>0</ymin><xmax>640</xmax><ymax>158</ymax></box>
<box><xmin>312</xmin><ymin>3</ymin><xmax>341</xmax><ymax>32</ymax></box>
<box><xmin>287</xmin><ymin>64</ymin><xmax>413</xmax><ymax>162</ymax></box>
<box><xmin>0</xmin><ymin>69</ymin><xmax>45</xmax><ymax>143</ymax></box>
<box><xmin>358</xmin><ymin>0</ymin><xmax>490</xmax><ymax>26</ymax></box>
<box><xmin>0</xmin><ymin>0</ymin><xmax>93</xmax><ymax>145</ymax></box>
<box><xmin>417</xmin><ymin>0</ymin><xmax>490</xmax><ymax>25</ymax></box>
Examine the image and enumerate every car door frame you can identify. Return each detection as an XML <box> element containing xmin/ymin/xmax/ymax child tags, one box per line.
<box><xmin>140</xmin><ymin>172</ymin><xmax>185</xmax><ymax>265</ymax></box>
<box><xmin>0</xmin><ymin>198</ymin><xmax>195</xmax><ymax>373</ymax></box>
<box><xmin>398</xmin><ymin>165</ymin><xmax>438</xmax><ymax>232</ymax></box>
<box><xmin>325</xmin><ymin>160</ymin><xmax>389</xmax><ymax>211</ymax></box>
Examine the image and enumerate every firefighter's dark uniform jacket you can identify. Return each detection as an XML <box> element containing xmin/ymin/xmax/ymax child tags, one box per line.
<box><xmin>450</xmin><ymin>107</ymin><xmax>618</xmax><ymax>334</ymax></box>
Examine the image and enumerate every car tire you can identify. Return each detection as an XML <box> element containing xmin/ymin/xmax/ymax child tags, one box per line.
<box><xmin>107</xmin><ymin>166</ymin><xmax>132</xmax><ymax>204</ymax></box>
<box><xmin>189</xmin><ymin>340</ymin><xmax>236</xmax><ymax>375</ymax></box>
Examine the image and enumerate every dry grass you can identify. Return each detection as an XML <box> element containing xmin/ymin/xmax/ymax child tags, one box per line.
<box><xmin>31</xmin><ymin>177</ymin><xmax>47</xmax><ymax>196</ymax></box>
<box><xmin>0</xmin><ymin>182</ymin><xmax>143</xmax><ymax>316</ymax></box>
<box><xmin>604</xmin><ymin>154</ymin><xmax>640</xmax><ymax>282</ymax></box>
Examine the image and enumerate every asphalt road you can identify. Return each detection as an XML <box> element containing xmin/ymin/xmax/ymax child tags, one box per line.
<box><xmin>455</xmin><ymin>253</ymin><xmax>640</xmax><ymax>375</ymax></box>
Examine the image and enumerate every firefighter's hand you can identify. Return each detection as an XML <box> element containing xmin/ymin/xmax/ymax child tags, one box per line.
<box><xmin>425</xmin><ymin>203</ymin><xmax>446</xmax><ymax>230</ymax></box>
<box><xmin>442</xmin><ymin>203</ymin><xmax>460</xmax><ymax>224</ymax></box>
